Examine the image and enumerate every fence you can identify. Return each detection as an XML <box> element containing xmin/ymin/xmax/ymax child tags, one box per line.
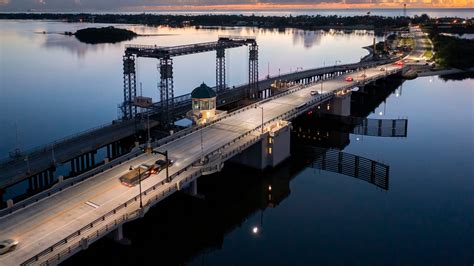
<box><xmin>307</xmin><ymin>147</ymin><xmax>389</xmax><ymax>190</ymax></box>
<box><xmin>17</xmin><ymin>61</ymin><xmax>401</xmax><ymax>265</ymax></box>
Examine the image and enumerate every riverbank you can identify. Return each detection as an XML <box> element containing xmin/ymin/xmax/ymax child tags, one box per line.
<box><xmin>430</xmin><ymin>33</ymin><xmax>474</xmax><ymax>69</ymax></box>
<box><xmin>0</xmin><ymin>13</ymin><xmax>409</xmax><ymax>32</ymax></box>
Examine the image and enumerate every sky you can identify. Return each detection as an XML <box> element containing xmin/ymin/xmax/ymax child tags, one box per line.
<box><xmin>0</xmin><ymin>0</ymin><xmax>472</xmax><ymax>11</ymax></box>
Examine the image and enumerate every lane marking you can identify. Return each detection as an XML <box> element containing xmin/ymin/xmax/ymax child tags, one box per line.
<box><xmin>85</xmin><ymin>201</ymin><xmax>99</xmax><ymax>209</ymax></box>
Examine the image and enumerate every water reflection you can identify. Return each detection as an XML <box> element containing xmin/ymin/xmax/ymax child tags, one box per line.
<box><xmin>0</xmin><ymin>20</ymin><xmax>378</xmax><ymax>158</ymax></box>
<box><xmin>41</xmin><ymin>33</ymin><xmax>116</xmax><ymax>58</ymax></box>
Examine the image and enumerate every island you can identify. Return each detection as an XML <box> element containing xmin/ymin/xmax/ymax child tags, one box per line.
<box><xmin>73</xmin><ymin>26</ymin><xmax>137</xmax><ymax>44</ymax></box>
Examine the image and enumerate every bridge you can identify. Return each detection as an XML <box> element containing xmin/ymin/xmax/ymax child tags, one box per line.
<box><xmin>0</xmin><ymin>56</ymin><xmax>397</xmax><ymax>201</ymax></box>
<box><xmin>0</xmin><ymin>59</ymin><xmax>404</xmax><ymax>265</ymax></box>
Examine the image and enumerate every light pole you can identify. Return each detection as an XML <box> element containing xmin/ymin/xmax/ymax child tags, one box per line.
<box><xmin>130</xmin><ymin>165</ymin><xmax>143</xmax><ymax>209</ymax></box>
<box><xmin>146</xmin><ymin>110</ymin><xmax>151</xmax><ymax>151</ymax></box>
<box><xmin>24</xmin><ymin>156</ymin><xmax>30</xmax><ymax>174</ymax></box>
<box><xmin>255</xmin><ymin>106</ymin><xmax>264</xmax><ymax>134</ymax></box>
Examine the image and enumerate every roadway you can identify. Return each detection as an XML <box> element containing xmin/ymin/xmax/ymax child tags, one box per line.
<box><xmin>0</xmin><ymin>62</ymin><xmax>403</xmax><ymax>265</ymax></box>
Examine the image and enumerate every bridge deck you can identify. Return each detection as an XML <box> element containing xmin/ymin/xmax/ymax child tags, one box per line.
<box><xmin>0</xmin><ymin>62</ymin><xmax>403</xmax><ymax>265</ymax></box>
<box><xmin>0</xmin><ymin>60</ymin><xmax>393</xmax><ymax>189</ymax></box>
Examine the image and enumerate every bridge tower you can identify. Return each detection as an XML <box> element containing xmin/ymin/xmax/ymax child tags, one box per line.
<box><xmin>248</xmin><ymin>43</ymin><xmax>259</xmax><ymax>99</ymax></box>
<box><xmin>122</xmin><ymin>54</ymin><xmax>137</xmax><ymax>120</ymax></box>
<box><xmin>216</xmin><ymin>42</ymin><xmax>226</xmax><ymax>92</ymax></box>
<box><xmin>159</xmin><ymin>57</ymin><xmax>174</xmax><ymax>126</ymax></box>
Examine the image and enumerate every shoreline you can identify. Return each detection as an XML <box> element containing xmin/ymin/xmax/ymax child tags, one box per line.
<box><xmin>417</xmin><ymin>67</ymin><xmax>474</xmax><ymax>77</ymax></box>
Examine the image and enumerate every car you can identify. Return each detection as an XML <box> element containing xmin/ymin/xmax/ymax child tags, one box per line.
<box><xmin>345</xmin><ymin>76</ymin><xmax>353</xmax><ymax>82</ymax></box>
<box><xmin>0</xmin><ymin>239</ymin><xmax>19</xmax><ymax>255</ymax></box>
<box><xmin>394</xmin><ymin>61</ymin><xmax>404</xmax><ymax>66</ymax></box>
<box><xmin>379</xmin><ymin>67</ymin><xmax>385</xmax><ymax>71</ymax></box>
<box><xmin>310</xmin><ymin>90</ymin><xmax>319</xmax><ymax>96</ymax></box>
<box><xmin>155</xmin><ymin>159</ymin><xmax>174</xmax><ymax>172</ymax></box>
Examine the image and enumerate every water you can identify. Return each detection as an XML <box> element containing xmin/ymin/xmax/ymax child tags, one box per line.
<box><xmin>64</xmin><ymin>75</ymin><xmax>474</xmax><ymax>266</ymax></box>
<box><xmin>1</xmin><ymin>20</ymin><xmax>473</xmax><ymax>265</ymax></box>
<box><xmin>0</xmin><ymin>20</ymin><xmax>378</xmax><ymax>158</ymax></box>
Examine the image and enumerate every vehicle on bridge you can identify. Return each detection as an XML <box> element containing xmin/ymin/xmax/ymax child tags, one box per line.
<box><xmin>395</xmin><ymin>61</ymin><xmax>404</xmax><ymax>66</ymax></box>
<box><xmin>345</xmin><ymin>76</ymin><xmax>354</xmax><ymax>82</ymax></box>
<box><xmin>153</xmin><ymin>159</ymin><xmax>174</xmax><ymax>174</ymax></box>
<box><xmin>310</xmin><ymin>90</ymin><xmax>319</xmax><ymax>96</ymax></box>
<box><xmin>120</xmin><ymin>165</ymin><xmax>151</xmax><ymax>187</ymax></box>
<box><xmin>0</xmin><ymin>239</ymin><xmax>19</xmax><ymax>255</ymax></box>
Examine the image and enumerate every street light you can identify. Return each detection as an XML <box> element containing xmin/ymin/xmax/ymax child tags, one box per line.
<box><xmin>255</xmin><ymin>106</ymin><xmax>264</xmax><ymax>134</ymax></box>
<box><xmin>129</xmin><ymin>165</ymin><xmax>143</xmax><ymax>209</ymax></box>
<box><xmin>24</xmin><ymin>155</ymin><xmax>30</xmax><ymax>174</ymax></box>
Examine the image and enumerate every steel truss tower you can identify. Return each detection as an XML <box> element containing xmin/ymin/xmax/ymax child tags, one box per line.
<box><xmin>159</xmin><ymin>57</ymin><xmax>174</xmax><ymax>125</ymax></box>
<box><xmin>216</xmin><ymin>44</ymin><xmax>226</xmax><ymax>92</ymax></box>
<box><xmin>248</xmin><ymin>43</ymin><xmax>259</xmax><ymax>99</ymax></box>
<box><xmin>122</xmin><ymin>54</ymin><xmax>137</xmax><ymax>120</ymax></box>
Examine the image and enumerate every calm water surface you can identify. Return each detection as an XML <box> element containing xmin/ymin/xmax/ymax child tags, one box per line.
<box><xmin>1</xmin><ymin>20</ymin><xmax>473</xmax><ymax>265</ymax></box>
<box><xmin>0</xmin><ymin>20</ymin><xmax>378</xmax><ymax>157</ymax></box>
<box><xmin>64</xmin><ymin>75</ymin><xmax>473</xmax><ymax>266</ymax></box>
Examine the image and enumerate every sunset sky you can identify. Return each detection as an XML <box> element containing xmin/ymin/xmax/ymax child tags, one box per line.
<box><xmin>0</xmin><ymin>0</ymin><xmax>472</xmax><ymax>11</ymax></box>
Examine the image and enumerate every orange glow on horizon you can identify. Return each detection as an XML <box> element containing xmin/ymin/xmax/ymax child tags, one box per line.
<box><xmin>127</xmin><ymin>2</ymin><xmax>474</xmax><ymax>11</ymax></box>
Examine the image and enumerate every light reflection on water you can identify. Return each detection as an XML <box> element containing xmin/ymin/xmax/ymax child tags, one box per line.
<box><xmin>0</xmin><ymin>20</ymin><xmax>377</xmax><ymax>156</ymax></box>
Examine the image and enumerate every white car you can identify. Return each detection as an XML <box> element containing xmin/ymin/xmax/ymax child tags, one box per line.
<box><xmin>0</xmin><ymin>239</ymin><xmax>19</xmax><ymax>255</ymax></box>
<box><xmin>310</xmin><ymin>90</ymin><xmax>319</xmax><ymax>96</ymax></box>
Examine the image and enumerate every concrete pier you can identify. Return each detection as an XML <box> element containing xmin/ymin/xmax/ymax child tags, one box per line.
<box><xmin>231</xmin><ymin>121</ymin><xmax>291</xmax><ymax>170</ymax></box>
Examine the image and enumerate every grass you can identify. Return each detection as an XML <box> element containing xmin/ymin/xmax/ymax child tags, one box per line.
<box><xmin>423</xmin><ymin>50</ymin><xmax>434</xmax><ymax>59</ymax></box>
<box><xmin>398</xmin><ymin>37</ymin><xmax>415</xmax><ymax>47</ymax></box>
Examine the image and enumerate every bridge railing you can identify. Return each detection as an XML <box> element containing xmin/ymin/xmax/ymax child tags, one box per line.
<box><xmin>19</xmin><ymin>69</ymin><xmax>389</xmax><ymax>264</ymax></box>
<box><xmin>4</xmin><ymin>59</ymin><xmax>402</xmax><ymax>216</ymax></box>
<box><xmin>0</xmin><ymin>120</ymin><xmax>135</xmax><ymax>168</ymax></box>
<box><xmin>21</xmin><ymin>128</ymin><xmax>265</xmax><ymax>265</ymax></box>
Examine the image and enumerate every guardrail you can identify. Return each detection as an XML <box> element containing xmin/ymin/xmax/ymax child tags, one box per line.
<box><xmin>2</xmin><ymin>59</ymin><xmax>400</xmax><ymax>217</ymax></box>
<box><xmin>18</xmin><ymin>62</ymin><xmax>400</xmax><ymax>265</ymax></box>
<box><xmin>0</xmin><ymin>120</ymin><xmax>133</xmax><ymax>167</ymax></box>
<box><xmin>21</xmin><ymin>126</ymin><xmax>266</xmax><ymax>266</ymax></box>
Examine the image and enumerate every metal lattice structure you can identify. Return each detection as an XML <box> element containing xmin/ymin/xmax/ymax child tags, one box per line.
<box><xmin>216</xmin><ymin>44</ymin><xmax>226</xmax><ymax>92</ymax></box>
<box><xmin>248</xmin><ymin>43</ymin><xmax>259</xmax><ymax>99</ymax></box>
<box><xmin>123</xmin><ymin>36</ymin><xmax>258</xmax><ymax>125</ymax></box>
<box><xmin>159</xmin><ymin>57</ymin><xmax>174</xmax><ymax>125</ymax></box>
<box><xmin>122</xmin><ymin>55</ymin><xmax>137</xmax><ymax>120</ymax></box>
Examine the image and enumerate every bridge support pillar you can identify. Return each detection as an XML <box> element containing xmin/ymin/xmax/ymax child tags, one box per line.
<box><xmin>324</xmin><ymin>91</ymin><xmax>352</xmax><ymax>117</ymax></box>
<box><xmin>70</xmin><ymin>159</ymin><xmax>76</xmax><ymax>174</ymax></box>
<box><xmin>230</xmin><ymin>121</ymin><xmax>291</xmax><ymax>170</ymax></box>
<box><xmin>113</xmin><ymin>225</ymin><xmax>124</xmax><ymax>241</ymax></box>
<box><xmin>110</xmin><ymin>225</ymin><xmax>131</xmax><ymax>245</ymax></box>
<box><xmin>0</xmin><ymin>188</ymin><xmax>4</xmax><ymax>206</ymax></box>
<box><xmin>191</xmin><ymin>179</ymin><xmax>198</xmax><ymax>196</ymax></box>
<box><xmin>6</xmin><ymin>199</ymin><xmax>13</xmax><ymax>208</ymax></box>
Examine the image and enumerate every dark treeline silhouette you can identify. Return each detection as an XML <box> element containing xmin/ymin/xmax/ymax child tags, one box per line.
<box><xmin>74</xmin><ymin>26</ymin><xmax>137</xmax><ymax>44</ymax></box>
<box><xmin>0</xmin><ymin>13</ymin><xmax>410</xmax><ymax>30</ymax></box>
